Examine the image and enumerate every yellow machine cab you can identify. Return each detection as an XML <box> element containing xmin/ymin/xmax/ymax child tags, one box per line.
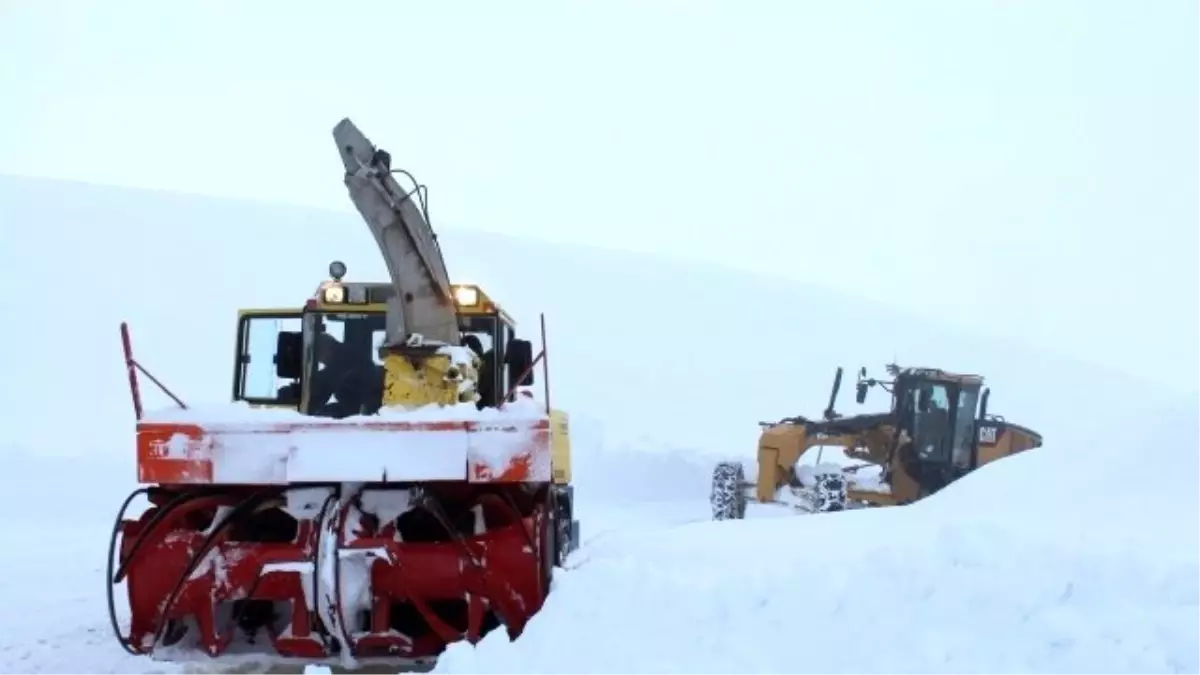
<box><xmin>231</xmin><ymin>260</ymin><xmax>535</xmax><ymax>418</ymax></box>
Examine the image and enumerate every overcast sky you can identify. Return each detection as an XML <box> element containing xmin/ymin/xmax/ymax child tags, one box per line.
<box><xmin>1</xmin><ymin>0</ymin><xmax>1196</xmax><ymax>392</ymax></box>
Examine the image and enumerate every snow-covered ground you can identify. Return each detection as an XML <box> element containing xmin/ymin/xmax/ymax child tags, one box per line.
<box><xmin>1</xmin><ymin>177</ymin><xmax>1197</xmax><ymax>673</ymax></box>
<box><xmin>438</xmin><ymin>401</ymin><xmax>1200</xmax><ymax>674</ymax></box>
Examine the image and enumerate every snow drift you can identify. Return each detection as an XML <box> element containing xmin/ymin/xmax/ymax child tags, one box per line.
<box><xmin>1</xmin><ymin>174</ymin><xmax>1184</xmax><ymax>465</ymax></box>
<box><xmin>1</xmin><ymin>176</ymin><xmax>1196</xmax><ymax>674</ymax></box>
<box><xmin>436</xmin><ymin>397</ymin><xmax>1200</xmax><ymax>675</ymax></box>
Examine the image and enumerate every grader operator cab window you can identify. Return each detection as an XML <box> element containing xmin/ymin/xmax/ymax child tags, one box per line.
<box><xmin>912</xmin><ymin>383</ymin><xmax>952</xmax><ymax>461</ymax></box>
<box><xmin>952</xmin><ymin>385</ymin><xmax>981</xmax><ymax>469</ymax></box>
<box><xmin>233</xmin><ymin>313</ymin><xmax>304</xmax><ymax>406</ymax></box>
<box><xmin>898</xmin><ymin>377</ymin><xmax>987</xmax><ymax>494</ymax></box>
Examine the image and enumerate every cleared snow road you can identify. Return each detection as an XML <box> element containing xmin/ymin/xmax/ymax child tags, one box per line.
<box><xmin>5</xmin><ymin>410</ymin><xmax>1197</xmax><ymax>675</ymax></box>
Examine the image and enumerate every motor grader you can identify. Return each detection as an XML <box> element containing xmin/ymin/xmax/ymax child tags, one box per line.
<box><xmin>710</xmin><ymin>363</ymin><xmax>1043</xmax><ymax>519</ymax></box>
<box><xmin>109</xmin><ymin>119</ymin><xmax>579</xmax><ymax>671</ymax></box>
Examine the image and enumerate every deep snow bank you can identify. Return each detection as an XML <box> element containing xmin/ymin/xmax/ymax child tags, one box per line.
<box><xmin>3</xmin><ymin>175</ymin><xmax>1187</xmax><ymax>466</ymax></box>
<box><xmin>434</xmin><ymin>403</ymin><xmax>1200</xmax><ymax>674</ymax></box>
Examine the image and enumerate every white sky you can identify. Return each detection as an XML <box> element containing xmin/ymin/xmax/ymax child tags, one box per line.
<box><xmin>1</xmin><ymin>0</ymin><xmax>1197</xmax><ymax>392</ymax></box>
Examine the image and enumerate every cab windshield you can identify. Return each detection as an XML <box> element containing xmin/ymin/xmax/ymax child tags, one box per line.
<box><xmin>301</xmin><ymin>310</ymin><xmax>511</xmax><ymax>416</ymax></box>
<box><xmin>303</xmin><ymin>311</ymin><xmax>387</xmax><ymax>418</ymax></box>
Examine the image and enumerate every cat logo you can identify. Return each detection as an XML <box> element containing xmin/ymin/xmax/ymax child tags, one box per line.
<box><xmin>977</xmin><ymin>425</ymin><xmax>999</xmax><ymax>445</ymax></box>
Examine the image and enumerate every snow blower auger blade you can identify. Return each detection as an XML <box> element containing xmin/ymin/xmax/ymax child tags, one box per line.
<box><xmin>107</xmin><ymin>118</ymin><xmax>580</xmax><ymax>670</ymax></box>
<box><xmin>108</xmin><ymin>411</ymin><xmax>558</xmax><ymax>666</ymax></box>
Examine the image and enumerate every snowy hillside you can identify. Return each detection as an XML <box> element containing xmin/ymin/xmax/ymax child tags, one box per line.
<box><xmin>0</xmin><ymin>174</ymin><xmax>1189</xmax><ymax>462</ymax></box>
<box><xmin>0</xmin><ymin>175</ymin><xmax>1196</xmax><ymax>673</ymax></box>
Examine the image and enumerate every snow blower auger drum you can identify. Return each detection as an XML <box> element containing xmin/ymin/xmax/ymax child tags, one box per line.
<box><xmin>106</xmin><ymin>117</ymin><xmax>581</xmax><ymax>671</ymax></box>
<box><xmin>108</xmin><ymin>480</ymin><xmax>560</xmax><ymax>667</ymax></box>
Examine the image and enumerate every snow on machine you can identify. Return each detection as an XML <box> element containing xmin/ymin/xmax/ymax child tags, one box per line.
<box><xmin>710</xmin><ymin>364</ymin><xmax>1043</xmax><ymax>519</ymax></box>
<box><xmin>107</xmin><ymin>118</ymin><xmax>579</xmax><ymax>670</ymax></box>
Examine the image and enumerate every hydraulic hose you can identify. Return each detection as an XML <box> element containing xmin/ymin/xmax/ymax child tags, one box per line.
<box><xmin>108</xmin><ymin>487</ymin><xmax>218</xmax><ymax>653</ymax></box>
<box><xmin>106</xmin><ymin>487</ymin><xmax>151</xmax><ymax>655</ymax></box>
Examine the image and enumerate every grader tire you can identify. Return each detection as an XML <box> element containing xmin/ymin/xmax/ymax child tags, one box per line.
<box><xmin>710</xmin><ymin>462</ymin><xmax>748</xmax><ymax>521</ymax></box>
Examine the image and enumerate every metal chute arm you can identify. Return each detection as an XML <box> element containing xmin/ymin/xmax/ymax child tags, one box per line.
<box><xmin>333</xmin><ymin>118</ymin><xmax>459</xmax><ymax>346</ymax></box>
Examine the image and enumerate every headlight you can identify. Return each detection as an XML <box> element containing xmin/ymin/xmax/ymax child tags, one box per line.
<box><xmin>453</xmin><ymin>285</ymin><xmax>479</xmax><ymax>306</ymax></box>
<box><xmin>323</xmin><ymin>284</ymin><xmax>346</xmax><ymax>303</ymax></box>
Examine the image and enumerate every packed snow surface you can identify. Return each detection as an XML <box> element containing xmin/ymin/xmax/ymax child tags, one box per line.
<box><xmin>436</xmin><ymin>436</ymin><xmax>1200</xmax><ymax>674</ymax></box>
<box><xmin>11</xmin><ymin>411</ymin><xmax>1189</xmax><ymax>674</ymax></box>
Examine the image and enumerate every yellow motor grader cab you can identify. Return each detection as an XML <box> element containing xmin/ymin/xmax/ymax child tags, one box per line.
<box><xmin>710</xmin><ymin>363</ymin><xmax>1042</xmax><ymax>519</ymax></box>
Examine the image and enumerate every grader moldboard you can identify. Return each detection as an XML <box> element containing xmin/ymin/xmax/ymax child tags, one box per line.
<box><xmin>710</xmin><ymin>364</ymin><xmax>1043</xmax><ymax>519</ymax></box>
<box><xmin>108</xmin><ymin>118</ymin><xmax>580</xmax><ymax>671</ymax></box>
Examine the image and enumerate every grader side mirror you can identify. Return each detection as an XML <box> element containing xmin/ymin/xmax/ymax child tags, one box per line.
<box><xmin>854</xmin><ymin>367</ymin><xmax>870</xmax><ymax>404</ymax></box>
<box><xmin>274</xmin><ymin>331</ymin><xmax>303</xmax><ymax>380</ymax></box>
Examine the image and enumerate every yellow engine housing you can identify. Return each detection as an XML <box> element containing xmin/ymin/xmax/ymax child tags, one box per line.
<box><xmin>381</xmin><ymin>350</ymin><xmax>477</xmax><ymax>409</ymax></box>
<box><xmin>550</xmin><ymin>410</ymin><xmax>572</xmax><ymax>484</ymax></box>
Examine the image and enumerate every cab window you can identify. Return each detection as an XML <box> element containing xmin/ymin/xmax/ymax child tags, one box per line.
<box><xmin>234</xmin><ymin>313</ymin><xmax>303</xmax><ymax>405</ymax></box>
<box><xmin>458</xmin><ymin>314</ymin><xmax>501</xmax><ymax>407</ymax></box>
<box><xmin>912</xmin><ymin>382</ymin><xmax>952</xmax><ymax>460</ymax></box>
<box><xmin>952</xmin><ymin>386</ymin><xmax>981</xmax><ymax>468</ymax></box>
<box><xmin>305</xmin><ymin>311</ymin><xmax>388</xmax><ymax>418</ymax></box>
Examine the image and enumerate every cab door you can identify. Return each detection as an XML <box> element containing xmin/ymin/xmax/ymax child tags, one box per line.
<box><xmin>902</xmin><ymin>381</ymin><xmax>959</xmax><ymax>495</ymax></box>
<box><xmin>232</xmin><ymin>309</ymin><xmax>304</xmax><ymax>408</ymax></box>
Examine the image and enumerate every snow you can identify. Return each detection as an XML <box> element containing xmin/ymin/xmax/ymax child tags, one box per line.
<box><xmin>229</xmin><ymin>425</ymin><xmax>471</xmax><ymax>484</ymax></box>
<box><xmin>285</xmin><ymin>487</ymin><xmax>335</xmax><ymax>521</ymax></box>
<box><xmin>141</xmin><ymin>396</ymin><xmax>548</xmax><ymax>425</ymax></box>
<box><xmin>358</xmin><ymin>488</ymin><xmax>414</xmax><ymax>526</ymax></box>
<box><xmin>0</xmin><ymin>177</ymin><xmax>1197</xmax><ymax>674</ymax></box>
<box><xmin>137</xmin><ymin>396</ymin><xmax>552</xmax><ymax>484</ymax></box>
<box><xmin>435</xmin><ymin>404</ymin><xmax>1200</xmax><ymax>674</ymax></box>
